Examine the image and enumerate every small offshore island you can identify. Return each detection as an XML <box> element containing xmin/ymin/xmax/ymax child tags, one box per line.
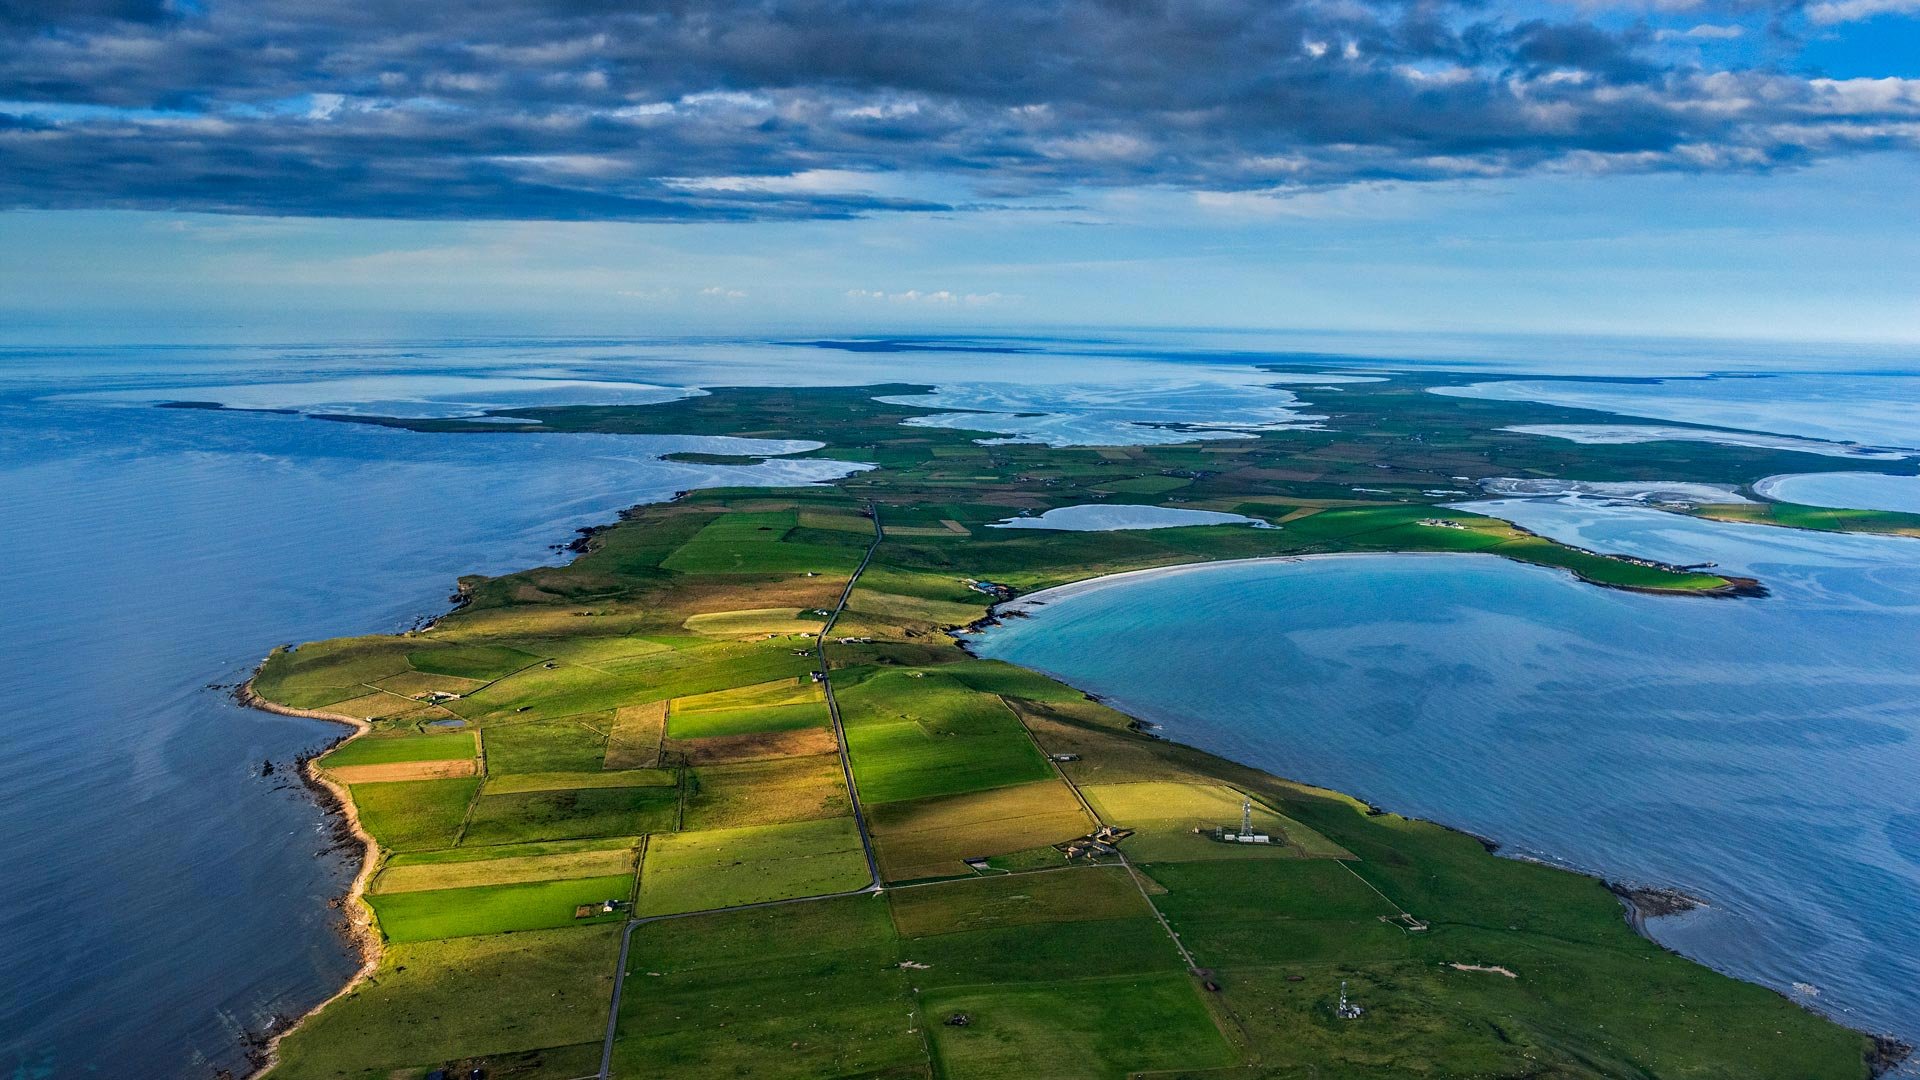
<box><xmin>246</xmin><ymin>372</ymin><xmax>1918</xmax><ymax>1079</ymax></box>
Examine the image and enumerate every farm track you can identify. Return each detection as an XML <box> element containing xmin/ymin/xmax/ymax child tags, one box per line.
<box><xmin>596</xmin><ymin>504</ymin><xmax>887</xmax><ymax>1079</ymax></box>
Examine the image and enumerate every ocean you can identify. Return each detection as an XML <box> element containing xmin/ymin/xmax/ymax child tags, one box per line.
<box><xmin>1</xmin><ymin>334</ymin><xmax>1915</xmax><ymax>1075</ymax></box>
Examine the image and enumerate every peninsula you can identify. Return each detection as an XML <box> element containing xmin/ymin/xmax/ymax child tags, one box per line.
<box><xmin>248</xmin><ymin>373</ymin><xmax>1911</xmax><ymax>1079</ymax></box>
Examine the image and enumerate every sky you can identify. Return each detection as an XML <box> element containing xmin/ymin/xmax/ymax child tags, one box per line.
<box><xmin>1</xmin><ymin>0</ymin><xmax>1916</xmax><ymax>344</ymax></box>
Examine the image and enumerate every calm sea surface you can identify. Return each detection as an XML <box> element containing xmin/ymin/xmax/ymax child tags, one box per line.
<box><xmin>0</xmin><ymin>369</ymin><xmax>859</xmax><ymax>1077</ymax></box>
<box><xmin>2</xmin><ymin>336</ymin><xmax>1916</xmax><ymax>1075</ymax></box>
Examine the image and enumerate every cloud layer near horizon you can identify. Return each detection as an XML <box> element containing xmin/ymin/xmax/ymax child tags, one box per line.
<box><xmin>1</xmin><ymin>0</ymin><xmax>1915</xmax><ymax>220</ymax></box>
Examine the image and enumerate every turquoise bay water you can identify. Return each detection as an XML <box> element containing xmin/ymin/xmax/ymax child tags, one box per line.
<box><xmin>975</xmin><ymin>506</ymin><xmax>1920</xmax><ymax>1048</ymax></box>
<box><xmin>1757</xmin><ymin>473</ymin><xmax>1920</xmax><ymax>514</ymax></box>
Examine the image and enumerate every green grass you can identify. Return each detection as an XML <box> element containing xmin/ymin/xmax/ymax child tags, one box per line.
<box><xmin>921</xmin><ymin>972</ymin><xmax>1235</xmax><ymax>1080</ymax></box>
<box><xmin>683</xmin><ymin>754</ymin><xmax>850</xmax><ymax>829</ymax></box>
<box><xmin>838</xmin><ymin>669</ymin><xmax>1054</xmax><ymax>804</ymax></box>
<box><xmin>265</xmin><ymin>926</ymin><xmax>620</xmax><ymax>1080</ymax></box>
<box><xmin>463</xmin><ymin>783</ymin><xmax>680</xmax><ymax>846</ymax></box>
<box><xmin>350</xmin><ymin>777</ymin><xmax>480</xmax><ymax>852</ymax></box>
<box><xmin>611</xmin><ymin>896</ymin><xmax>923</xmax><ymax>1080</ymax></box>
<box><xmin>253</xmin><ymin>636</ymin><xmax>415</xmax><ymax>709</ymax></box>
<box><xmin>482</xmin><ymin>768</ymin><xmax>677</xmax><ymax>794</ymax></box>
<box><xmin>323</xmin><ymin>730</ymin><xmax>474</xmax><ymax>768</ymax></box>
<box><xmin>407</xmin><ymin>643</ymin><xmax>541</xmax><ymax>680</ymax></box>
<box><xmin>368</xmin><ymin>875</ymin><xmax>635</xmax><ymax>941</ymax></box>
<box><xmin>666</xmin><ymin>700</ymin><xmax>829</xmax><ymax>739</ymax></box>
<box><xmin>266</xmin><ymin>381</ymin><xmax>1887</xmax><ymax>1080</ymax></box>
<box><xmin>636</xmin><ymin>816</ymin><xmax>870</xmax><ymax>915</ymax></box>
<box><xmin>888</xmin><ymin>866</ymin><xmax>1148</xmax><ymax>936</ymax></box>
<box><xmin>374</xmin><ymin>842</ymin><xmax>637</xmax><ymax>893</ymax></box>
<box><xmin>1692</xmin><ymin>500</ymin><xmax>1920</xmax><ymax>537</ymax></box>
<box><xmin>481</xmin><ymin>716</ymin><xmax>611</xmax><ymax>772</ymax></box>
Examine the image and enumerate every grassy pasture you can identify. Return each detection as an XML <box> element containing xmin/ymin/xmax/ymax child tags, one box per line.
<box><xmin>866</xmin><ymin>779</ymin><xmax>1092</xmax><ymax>882</ymax></box>
<box><xmin>888</xmin><ymin>865</ymin><xmax>1147</xmax><ymax>937</ymax></box>
<box><xmin>326</xmin><ymin>759</ymin><xmax>477</xmax><ymax>784</ymax></box>
<box><xmin>1693</xmin><ymin>500</ymin><xmax>1920</xmax><ymax>537</ymax></box>
<box><xmin>322</xmin><ymin>730</ymin><xmax>475</xmax><ymax>768</ymax></box>
<box><xmin>682</xmin><ymin>607</ymin><xmax>826</xmax><ymax>637</ymax></box>
<box><xmin>407</xmin><ymin>643</ymin><xmax>541</xmax><ymax>681</ymax></box>
<box><xmin>370</xmin><ymin>670</ymin><xmax>487</xmax><ymax>699</ymax></box>
<box><xmin>1081</xmin><ymin>780</ymin><xmax>1343</xmax><ymax>861</ymax></box>
<box><xmin>611</xmin><ymin>897</ymin><xmax>923</xmax><ymax>1080</ymax></box>
<box><xmin>902</xmin><ymin>915</ymin><xmax>1188</xmax><ymax>990</ymax></box>
<box><xmin>480</xmin><ymin>716</ymin><xmax>610</xmax><ymax>773</ymax></box>
<box><xmin>666</xmin><ymin>700</ymin><xmax>828</xmax><ymax>739</ymax></box>
<box><xmin>683</xmin><ymin>753</ymin><xmax>849</xmax><ymax>829</ymax></box>
<box><xmin>1093</xmin><ymin>474</ymin><xmax>1191</xmax><ymax>494</ymax></box>
<box><xmin>266</xmin><ymin>926</ymin><xmax>619</xmax><ymax>1080</ymax></box>
<box><xmin>672</xmin><ymin>676</ymin><xmax>825</xmax><ymax>712</ymax></box>
<box><xmin>661</xmin><ymin>511</ymin><xmax>867</xmax><ymax>576</ymax></box>
<box><xmin>921</xmin><ymin>972</ymin><xmax>1235</xmax><ymax>1080</ymax></box>
<box><xmin>350</xmin><ymin>778</ymin><xmax>480</xmax><ymax>852</ymax></box>
<box><xmin>1146</xmin><ymin>858</ymin><xmax>1409</xmax><ymax>966</ymax></box>
<box><xmin>636</xmin><ymin>816</ymin><xmax>870</xmax><ymax>915</ymax></box>
<box><xmin>253</xmin><ymin>636</ymin><xmax>415</xmax><ymax>709</ymax></box>
<box><xmin>846</xmin><ymin>587</ymin><xmax>986</xmax><ymax>627</ymax></box>
<box><xmin>603</xmin><ymin>701</ymin><xmax>666</xmax><ymax>768</ymax></box>
<box><xmin>257</xmin><ymin>381</ymin><xmax>1890</xmax><ymax>1080</ymax></box>
<box><xmin>463</xmin><ymin>783</ymin><xmax>679</xmax><ymax>846</ymax></box>
<box><xmin>838</xmin><ymin>669</ymin><xmax>1055</xmax><ymax>804</ymax></box>
<box><xmin>369</xmin><ymin>874</ymin><xmax>635</xmax><ymax>941</ymax></box>
<box><xmin>482</xmin><ymin>768</ymin><xmax>677</xmax><ymax>795</ymax></box>
<box><xmin>375</xmin><ymin>840</ymin><xmax>638</xmax><ymax>893</ymax></box>
<box><xmin>671</xmin><ymin>725</ymin><xmax>839</xmax><ymax>765</ymax></box>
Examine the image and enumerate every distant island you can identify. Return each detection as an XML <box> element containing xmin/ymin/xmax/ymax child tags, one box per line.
<box><xmin>244</xmin><ymin>373</ymin><xmax>1914</xmax><ymax>1079</ymax></box>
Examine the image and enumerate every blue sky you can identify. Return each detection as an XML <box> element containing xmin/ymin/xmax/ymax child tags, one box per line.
<box><xmin>1</xmin><ymin>1</ymin><xmax>1915</xmax><ymax>344</ymax></box>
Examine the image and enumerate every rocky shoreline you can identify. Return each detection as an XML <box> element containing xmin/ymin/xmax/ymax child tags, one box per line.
<box><xmin>232</xmin><ymin>680</ymin><xmax>382</xmax><ymax>1080</ymax></box>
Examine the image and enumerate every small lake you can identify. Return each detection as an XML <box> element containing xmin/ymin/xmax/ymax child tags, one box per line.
<box><xmin>974</xmin><ymin>505</ymin><xmax>1920</xmax><ymax>1049</ymax></box>
<box><xmin>990</xmin><ymin>504</ymin><xmax>1273</xmax><ymax>531</ymax></box>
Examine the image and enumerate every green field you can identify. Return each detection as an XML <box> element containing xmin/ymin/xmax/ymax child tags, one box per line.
<box><xmin>253</xmin><ymin>377</ymin><xmax>1885</xmax><ymax>1080</ymax></box>
<box><xmin>369</xmin><ymin>874</ymin><xmax>636</xmax><ymax>941</ymax></box>
<box><xmin>463</xmin><ymin>783</ymin><xmax>680</xmax><ymax>846</ymax></box>
<box><xmin>349</xmin><ymin>777</ymin><xmax>480</xmax><ymax>852</ymax></box>
<box><xmin>922</xmin><ymin>972</ymin><xmax>1235</xmax><ymax>1079</ymax></box>
<box><xmin>838</xmin><ymin>669</ymin><xmax>1055</xmax><ymax>804</ymax></box>
<box><xmin>611</xmin><ymin>897</ymin><xmax>923</xmax><ymax>1080</ymax></box>
<box><xmin>636</xmin><ymin>817</ymin><xmax>870</xmax><ymax>915</ymax></box>
<box><xmin>323</xmin><ymin>730</ymin><xmax>474</xmax><ymax>768</ymax></box>
<box><xmin>266</xmin><ymin>926</ymin><xmax>620</xmax><ymax>1080</ymax></box>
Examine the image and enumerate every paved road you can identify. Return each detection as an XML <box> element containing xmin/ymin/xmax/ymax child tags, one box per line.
<box><xmin>595</xmin><ymin>503</ymin><xmax>887</xmax><ymax>1079</ymax></box>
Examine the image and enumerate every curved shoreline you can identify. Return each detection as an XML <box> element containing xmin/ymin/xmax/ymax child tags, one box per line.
<box><xmin>962</xmin><ymin>550</ymin><xmax>1911</xmax><ymax>1071</ymax></box>
<box><xmin>234</xmin><ymin>680</ymin><xmax>382</xmax><ymax>1080</ymax></box>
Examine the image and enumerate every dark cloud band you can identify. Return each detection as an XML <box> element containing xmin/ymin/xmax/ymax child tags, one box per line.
<box><xmin>0</xmin><ymin>0</ymin><xmax>1913</xmax><ymax>219</ymax></box>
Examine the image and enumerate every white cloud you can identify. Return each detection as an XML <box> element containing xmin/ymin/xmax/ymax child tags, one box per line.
<box><xmin>699</xmin><ymin>285</ymin><xmax>748</xmax><ymax>299</ymax></box>
<box><xmin>1807</xmin><ymin>0</ymin><xmax>1920</xmax><ymax>23</ymax></box>
<box><xmin>1656</xmin><ymin>23</ymin><xmax>1746</xmax><ymax>40</ymax></box>
<box><xmin>846</xmin><ymin>288</ymin><xmax>1010</xmax><ymax>305</ymax></box>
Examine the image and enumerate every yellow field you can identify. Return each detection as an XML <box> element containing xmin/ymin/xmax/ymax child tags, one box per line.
<box><xmin>670</xmin><ymin>677</ymin><xmax>823</xmax><ymax>714</ymax></box>
<box><xmin>483</xmin><ymin>769</ymin><xmax>677</xmax><ymax>795</ymax></box>
<box><xmin>670</xmin><ymin>725</ymin><xmax>840</xmax><ymax>764</ymax></box>
<box><xmin>867</xmin><ymin>779</ymin><xmax>1093</xmax><ymax>882</ymax></box>
<box><xmin>603</xmin><ymin>701</ymin><xmax>666</xmax><ymax>769</ymax></box>
<box><xmin>372</xmin><ymin>846</ymin><xmax>639</xmax><ymax>894</ymax></box>
<box><xmin>681</xmin><ymin>608</ymin><xmax>827</xmax><ymax>638</ymax></box>
<box><xmin>684</xmin><ymin>754</ymin><xmax>850</xmax><ymax>830</ymax></box>
<box><xmin>1081</xmin><ymin>781</ymin><xmax>1346</xmax><ymax>861</ymax></box>
<box><xmin>327</xmin><ymin>759</ymin><xmax>479</xmax><ymax>784</ymax></box>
